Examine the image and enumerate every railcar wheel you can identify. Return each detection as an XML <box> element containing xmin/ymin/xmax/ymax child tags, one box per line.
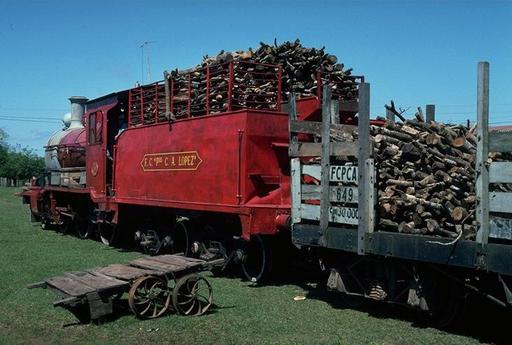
<box><xmin>171</xmin><ymin>219</ymin><xmax>190</xmax><ymax>256</ymax></box>
<box><xmin>172</xmin><ymin>274</ymin><xmax>213</xmax><ymax>316</ymax></box>
<box><xmin>241</xmin><ymin>234</ymin><xmax>272</xmax><ymax>283</ymax></box>
<box><xmin>74</xmin><ymin>214</ymin><xmax>94</xmax><ymax>239</ymax></box>
<box><xmin>420</xmin><ymin>271</ymin><xmax>466</xmax><ymax>328</ymax></box>
<box><xmin>128</xmin><ymin>276</ymin><xmax>171</xmax><ymax>319</ymax></box>
<box><xmin>98</xmin><ymin>222</ymin><xmax>118</xmax><ymax>246</ymax></box>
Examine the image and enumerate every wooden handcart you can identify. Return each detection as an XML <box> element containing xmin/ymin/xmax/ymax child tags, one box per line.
<box><xmin>28</xmin><ymin>254</ymin><xmax>223</xmax><ymax>322</ymax></box>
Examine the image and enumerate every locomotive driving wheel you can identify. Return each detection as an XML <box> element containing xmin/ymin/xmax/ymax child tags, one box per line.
<box><xmin>241</xmin><ymin>234</ymin><xmax>272</xmax><ymax>283</ymax></box>
<box><xmin>128</xmin><ymin>276</ymin><xmax>171</xmax><ymax>319</ymax></box>
<box><xmin>172</xmin><ymin>273</ymin><xmax>213</xmax><ymax>316</ymax></box>
<box><xmin>74</xmin><ymin>214</ymin><xmax>94</xmax><ymax>239</ymax></box>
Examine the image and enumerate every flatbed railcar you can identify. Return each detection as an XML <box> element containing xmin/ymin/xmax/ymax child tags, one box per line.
<box><xmin>289</xmin><ymin>62</ymin><xmax>512</xmax><ymax>324</ymax></box>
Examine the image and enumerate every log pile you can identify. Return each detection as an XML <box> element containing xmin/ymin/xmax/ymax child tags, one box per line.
<box><xmin>371</xmin><ymin>116</ymin><xmax>478</xmax><ymax>239</ymax></box>
<box><xmin>166</xmin><ymin>39</ymin><xmax>358</xmax><ymax>118</ymax></box>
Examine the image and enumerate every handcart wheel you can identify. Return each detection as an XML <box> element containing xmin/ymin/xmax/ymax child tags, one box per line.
<box><xmin>172</xmin><ymin>273</ymin><xmax>213</xmax><ymax>316</ymax></box>
<box><xmin>128</xmin><ymin>276</ymin><xmax>171</xmax><ymax>319</ymax></box>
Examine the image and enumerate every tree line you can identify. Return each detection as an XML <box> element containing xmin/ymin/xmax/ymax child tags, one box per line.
<box><xmin>0</xmin><ymin>128</ymin><xmax>45</xmax><ymax>186</ymax></box>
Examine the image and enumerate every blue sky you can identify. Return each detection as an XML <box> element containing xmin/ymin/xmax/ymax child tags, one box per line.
<box><xmin>0</xmin><ymin>0</ymin><xmax>510</xmax><ymax>154</ymax></box>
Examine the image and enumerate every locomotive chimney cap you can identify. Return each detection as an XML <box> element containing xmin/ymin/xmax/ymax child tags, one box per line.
<box><xmin>68</xmin><ymin>96</ymin><xmax>88</xmax><ymax>104</ymax></box>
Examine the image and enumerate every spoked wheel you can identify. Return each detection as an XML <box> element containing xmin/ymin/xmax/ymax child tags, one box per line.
<box><xmin>171</xmin><ymin>218</ymin><xmax>190</xmax><ymax>256</ymax></box>
<box><xmin>172</xmin><ymin>273</ymin><xmax>213</xmax><ymax>316</ymax></box>
<box><xmin>98</xmin><ymin>222</ymin><xmax>118</xmax><ymax>246</ymax></box>
<box><xmin>128</xmin><ymin>276</ymin><xmax>171</xmax><ymax>319</ymax></box>
<box><xmin>241</xmin><ymin>234</ymin><xmax>272</xmax><ymax>283</ymax></box>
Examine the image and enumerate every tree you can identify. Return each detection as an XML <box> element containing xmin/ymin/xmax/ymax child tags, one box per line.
<box><xmin>0</xmin><ymin>128</ymin><xmax>45</xmax><ymax>185</ymax></box>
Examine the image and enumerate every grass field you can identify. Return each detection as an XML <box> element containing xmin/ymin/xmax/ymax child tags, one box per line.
<box><xmin>0</xmin><ymin>187</ymin><xmax>505</xmax><ymax>345</ymax></box>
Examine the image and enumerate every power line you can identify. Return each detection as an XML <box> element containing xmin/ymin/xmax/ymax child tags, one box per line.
<box><xmin>0</xmin><ymin>117</ymin><xmax>60</xmax><ymax>124</ymax></box>
<box><xmin>0</xmin><ymin>115</ymin><xmax>61</xmax><ymax>120</ymax></box>
<box><xmin>0</xmin><ymin>106</ymin><xmax>67</xmax><ymax>111</ymax></box>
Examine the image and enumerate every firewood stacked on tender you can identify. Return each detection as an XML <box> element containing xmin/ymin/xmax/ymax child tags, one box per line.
<box><xmin>167</xmin><ymin>39</ymin><xmax>358</xmax><ymax>118</ymax></box>
<box><xmin>371</xmin><ymin>118</ymin><xmax>478</xmax><ymax>239</ymax></box>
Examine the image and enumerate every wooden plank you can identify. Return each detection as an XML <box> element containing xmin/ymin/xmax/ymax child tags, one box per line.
<box><xmin>96</xmin><ymin>264</ymin><xmax>154</xmax><ymax>281</ymax></box>
<box><xmin>129</xmin><ymin>257</ymin><xmax>184</xmax><ymax>272</ymax></box>
<box><xmin>385</xmin><ymin>107</ymin><xmax>394</xmax><ymax>124</ymax></box>
<box><xmin>289</xmin><ymin>120</ymin><xmax>356</xmax><ymax>136</ymax></box>
<box><xmin>291</xmin><ymin>158</ymin><xmax>302</xmax><ymax>223</ymax></box>
<box><xmin>476</xmin><ymin>61</ymin><xmax>490</xmax><ymax>244</ymax></box>
<box><xmin>426</xmin><ymin>104</ymin><xmax>435</xmax><ymax>122</ymax></box>
<box><xmin>489</xmin><ymin>132</ymin><xmax>512</xmax><ymax>153</ymax></box>
<box><xmin>289</xmin><ymin>141</ymin><xmax>358</xmax><ymax>157</ymax></box>
<box><xmin>130</xmin><ymin>256</ymin><xmax>202</xmax><ymax>272</ymax></box>
<box><xmin>64</xmin><ymin>272</ymin><xmax>127</xmax><ymax>291</ymax></box>
<box><xmin>301</xmin><ymin>184</ymin><xmax>321</xmax><ymax>200</ymax></box>
<box><xmin>489</xmin><ymin>162</ymin><xmax>512</xmax><ymax>183</ymax></box>
<box><xmin>338</xmin><ymin>100</ymin><xmax>359</xmax><ymax>113</ymax></box>
<box><xmin>301</xmin><ymin>204</ymin><xmax>320</xmax><ymax>221</ymax></box>
<box><xmin>147</xmin><ymin>255</ymin><xmax>204</xmax><ymax>269</ymax></box>
<box><xmin>301</xmin><ymin>185</ymin><xmax>358</xmax><ymax>203</ymax></box>
<box><xmin>288</xmin><ymin>93</ymin><xmax>298</xmax><ymax>158</ymax></box>
<box><xmin>489</xmin><ymin>192</ymin><xmax>512</xmax><ymax>213</ymax></box>
<box><xmin>489</xmin><ymin>215</ymin><xmax>512</xmax><ymax>240</ymax></box>
<box><xmin>45</xmin><ymin>276</ymin><xmax>96</xmax><ymax>297</ymax></box>
<box><xmin>357</xmin><ymin>82</ymin><xmax>371</xmax><ymax>255</ymax></box>
<box><xmin>320</xmin><ymin>86</ymin><xmax>332</xmax><ymax>234</ymax></box>
<box><xmin>331</xmin><ymin>100</ymin><xmax>340</xmax><ymax>124</ymax></box>
<box><xmin>302</xmin><ymin>164</ymin><xmax>321</xmax><ymax>180</ymax></box>
<box><xmin>301</xmin><ymin>204</ymin><xmax>358</xmax><ymax>225</ymax></box>
<box><xmin>153</xmin><ymin>254</ymin><xmax>204</xmax><ymax>264</ymax></box>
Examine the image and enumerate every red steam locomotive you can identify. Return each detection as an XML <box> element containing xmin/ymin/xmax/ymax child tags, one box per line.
<box><xmin>21</xmin><ymin>60</ymin><xmax>360</xmax><ymax>282</ymax></box>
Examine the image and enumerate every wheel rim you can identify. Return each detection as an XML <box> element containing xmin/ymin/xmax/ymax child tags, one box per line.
<box><xmin>128</xmin><ymin>276</ymin><xmax>171</xmax><ymax>319</ymax></box>
<box><xmin>99</xmin><ymin>223</ymin><xmax>117</xmax><ymax>246</ymax></box>
<box><xmin>172</xmin><ymin>274</ymin><xmax>212</xmax><ymax>316</ymax></box>
<box><xmin>172</xmin><ymin>220</ymin><xmax>190</xmax><ymax>256</ymax></box>
<box><xmin>75</xmin><ymin>215</ymin><xmax>92</xmax><ymax>239</ymax></box>
<box><xmin>241</xmin><ymin>235</ymin><xmax>269</xmax><ymax>283</ymax></box>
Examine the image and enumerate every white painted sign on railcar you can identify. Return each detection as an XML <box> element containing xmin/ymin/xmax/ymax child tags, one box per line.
<box><xmin>330</xmin><ymin>186</ymin><xmax>358</xmax><ymax>203</ymax></box>
<box><xmin>329</xmin><ymin>206</ymin><xmax>359</xmax><ymax>225</ymax></box>
<box><xmin>329</xmin><ymin>165</ymin><xmax>358</xmax><ymax>183</ymax></box>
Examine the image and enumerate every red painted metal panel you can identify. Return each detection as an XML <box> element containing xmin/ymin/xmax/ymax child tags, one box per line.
<box><xmin>113</xmin><ymin>110</ymin><xmax>290</xmax><ymax>236</ymax></box>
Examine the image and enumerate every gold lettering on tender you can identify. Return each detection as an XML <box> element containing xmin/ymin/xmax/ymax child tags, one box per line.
<box><xmin>142</xmin><ymin>151</ymin><xmax>202</xmax><ymax>171</ymax></box>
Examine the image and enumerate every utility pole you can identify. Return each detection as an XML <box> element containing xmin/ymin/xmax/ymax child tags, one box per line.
<box><xmin>139</xmin><ymin>41</ymin><xmax>155</xmax><ymax>84</ymax></box>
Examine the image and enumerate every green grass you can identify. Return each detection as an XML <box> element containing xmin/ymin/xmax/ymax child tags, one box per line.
<box><xmin>0</xmin><ymin>187</ymin><xmax>492</xmax><ymax>345</ymax></box>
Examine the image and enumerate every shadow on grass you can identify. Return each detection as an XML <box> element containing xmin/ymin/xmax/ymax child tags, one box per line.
<box><xmin>246</xmin><ymin>257</ymin><xmax>511</xmax><ymax>345</ymax></box>
<box><xmin>62</xmin><ymin>299</ymin><xmax>225</xmax><ymax>327</ymax></box>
